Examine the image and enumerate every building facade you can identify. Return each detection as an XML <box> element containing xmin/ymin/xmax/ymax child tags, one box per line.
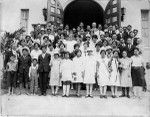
<box><xmin>0</xmin><ymin>0</ymin><xmax>150</xmax><ymax>88</ymax></box>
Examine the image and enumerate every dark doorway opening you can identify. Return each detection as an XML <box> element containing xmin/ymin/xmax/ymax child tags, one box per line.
<box><xmin>63</xmin><ymin>0</ymin><xmax>104</xmax><ymax>29</ymax></box>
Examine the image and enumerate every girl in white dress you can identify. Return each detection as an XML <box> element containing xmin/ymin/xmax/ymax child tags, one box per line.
<box><xmin>60</xmin><ymin>51</ymin><xmax>73</xmax><ymax>97</ymax></box>
<box><xmin>49</xmin><ymin>52</ymin><xmax>61</xmax><ymax>96</ymax></box>
<box><xmin>83</xmin><ymin>49</ymin><xmax>97</xmax><ymax>98</ymax></box>
<box><xmin>119</xmin><ymin>50</ymin><xmax>132</xmax><ymax>98</ymax></box>
<box><xmin>72</xmin><ymin>49</ymin><xmax>84</xmax><ymax>97</ymax></box>
<box><xmin>97</xmin><ymin>49</ymin><xmax>110</xmax><ymax>98</ymax></box>
<box><xmin>109</xmin><ymin>50</ymin><xmax>120</xmax><ymax>98</ymax></box>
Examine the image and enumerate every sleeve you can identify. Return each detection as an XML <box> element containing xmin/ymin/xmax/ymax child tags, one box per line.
<box><xmin>29</xmin><ymin>67</ymin><xmax>31</xmax><ymax>78</ymax></box>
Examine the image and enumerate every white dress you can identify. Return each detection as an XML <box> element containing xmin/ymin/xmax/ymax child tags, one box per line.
<box><xmin>98</xmin><ymin>57</ymin><xmax>110</xmax><ymax>86</ymax></box>
<box><xmin>30</xmin><ymin>49</ymin><xmax>42</xmax><ymax>60</ymax></box>
<box><xmin>60</xmin><ymin>59</ymin><xmax>73</xmax><ymax>82</ymax></box>
<box><xmin>83</xmin><ymin>56</ymin><xmax>97</xmax><ymax>84</ymax></box>
<box><xmin>49</xmin><ymin>59</ymin><xmax>61</xmax><ymax>86</ymax></box>
<box><xmin>72</xmin><ymin>57</ymin><xmax>84</xmax><ymax>83</ymax></box>
<box><xmin>109</xmin><ymin>58</ymin><xmax>120</xmax><ymax>86</ymax></box>
<box><xmin>120</xmin><ymin>58</ymin><xmax>132</xmax><ymax>87</ymax></box>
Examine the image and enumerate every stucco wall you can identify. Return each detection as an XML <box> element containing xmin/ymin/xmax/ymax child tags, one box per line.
<box><xmin>1</xmin><ymin>0</ymin><xmax>47</xmax><ymax>33</ymax></box>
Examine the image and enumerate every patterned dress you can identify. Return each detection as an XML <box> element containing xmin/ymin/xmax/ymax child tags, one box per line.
<box><xmin>109</xmin><ymin>58</ymin><xmax>120</xmax><ymax>86</ymax></box>
<box><xmin>120</xmin><ymin>58</ymin><xmax>132</xmax><ymax>87</ymax></box>
<box><xmin>49</xmin><ymin>59</ymin><xmax>61</xmax><ymax>86</ymax></box>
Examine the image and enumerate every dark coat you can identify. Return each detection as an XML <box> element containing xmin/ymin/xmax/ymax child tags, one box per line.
<box><xmin>123</xmin><ymin>44</ymin><xmax>136</xmax><ymax>57</ymax></box>
<box><xmin>38</xmin><ymin>53</ymin><xmax>51</xmax><ymax>73</ymax></box>
<box><xmin>18</xmin><ymin>55</ymin><xmax>32</xmax><ymax>73</ymax></box>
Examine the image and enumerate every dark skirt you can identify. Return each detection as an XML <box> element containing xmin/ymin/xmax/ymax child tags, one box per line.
<box><xmin>131</xmin><ymin>67</ymin><xmax>146</xmax><ymax>87</ymax></box>
<box><xmin>7</xmin><ymin>71</ymin><xmax>17</xmax><ymax>88</ymax></box>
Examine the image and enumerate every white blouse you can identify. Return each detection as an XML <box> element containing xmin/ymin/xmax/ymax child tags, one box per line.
<box><xmin>131</xmin><ymin>55</ymin><xmax>144</xmax><ymax>67</ymax></box>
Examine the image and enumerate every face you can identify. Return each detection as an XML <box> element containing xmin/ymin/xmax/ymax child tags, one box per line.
<box><xmin>77</xmin><ymin>51</ymin><xmax>82</xmax><ymax>57</ymax></box>
<box><xmin>101</xmin><ymin>51</ymin><xmax>106</xmax><ymax>58</ymax></box>
<box><xmin>98</xmin><ymin>25</ymin><xmax>102</xmax><ymax>30</ymax></box>
<box><xmin>112</xmin><ymin>34</ymin><xmax>117</xmax><ymax>40</ymax></box>
<box><xmin>127</xmin><ymin>38</ymin><xmax>132</xmax><ymax>44</ymax></box>
<box><xmin>48</xmin><ymin>45</ymin><xmax>53</xmax><ymax>51</ymax></box>
<box><xmin>83</xmin><ymin>43</ymin><xmax>88</xmax><ymax>49</ymax></box>
<box><xmin>96</xmin><ymin>46</ymin><xmax>100</xmax><ymax>52</ymax></box>
<box><xmin>122</xmin><ymin>51</ymin><xmax>127</xmax><ymax>58</ymax></box>
<box><xmin>134</xmin><ymin>49</ymin><xmax>139</xmax><ymax>55</ymax></box>
<box><xmin>92</xmin><ymin>23</ymin><xmax>96</xmax><ymax>28</ymax></box>
<box><xmin>87</xmin><ymin>51</ymin><xmax>92</xmax><ymax>56</ymax></box>
<box><xmin>33</xmin><ymin>60</ymin><xmax>37</xmax><ymax>65</ymax></box>
<box><xmin>114</xmin><ymin>51</ymin><xmax>118</xmax><ymax>58</ymax></box>
<box><xmin>12</xmin><ymin>45</ymin><xmax>17</xmax><ymax>50</ymax></box>
<box><xmin>65</xmin><ymin>53</ymin><xmax>70</xmax><ymax>59</ymax></box>
<box><xmin>10</xmin><ymin>56</ymin><xmax>15</xmax><ymax>61</ymax></box>
<box><xmin>42</xmin><ymin>47</ymin><xmax>47</xmax><ymax>53</ymax></box>
<box><xmin>54</xmin><ymin>54</ymin><xmax>59</xmax><ymax>59</ymax></box>
<box><xmin>34</xmin><ymin>43</ymin><xmax>39</xmax><ymax>49</ymax></box>
<box><xmin>92</xmin><ymin>38</ymin><xmax>97</xmax><ymax>43</ymax></box>
<box><xmin>103</xmin><ymin>40</ymin><xmax>107</xmax><ymax>46</ymax></box>
<box><xmin>60</xmin><ymin>34</ymin><xmax>64</xmax><ymax>39</ymax></box>
<box><xmin>22</xmin><ymin>50</ymin><xmax>28</xmax><ymax>56</ymax></box>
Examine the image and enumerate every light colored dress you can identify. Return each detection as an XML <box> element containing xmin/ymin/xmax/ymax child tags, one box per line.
<box><xmin>120</xmin><ymin>58</ymin><xmax>132</xmax><ymax>87</ymax></box>
<box><xmin>72</xmin><ymin>57</ymin><xmax>84</xmax><ymax>83</ymax></box>
<box><xmin>109</xmin><ymin>58</ymin><xmax>120</xmax><ymax>86</ymax></box>
<box><xmin>98</xmin><ymin>57</ymin><xmax>110</xmax><ymax>86</ymax></box>
<box><xmin>83</xmin><ymin>56</ymin><xmax>97</xmax><ymax>84</ymax></box>
<box><xmin>49</xmin><ymin>59</ymin><xmax>61</xmax><ymax>86</ymax></box>
<box><xmin>60</xmin><ymin>59</ymin><xmax>73</xmax><ymax>82</ymax></box>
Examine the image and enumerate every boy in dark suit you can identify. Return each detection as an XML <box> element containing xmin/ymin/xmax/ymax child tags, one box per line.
<box><xmin>18</xmin><ymin>48</ymin><xmax>31</xmax><ymax>94</ymax></box>
<box><xmin>123</xmin><ymin>38</ymin><xmax>135</xmax><ymax>58</ymax></box>
<box><xmin>38</xmin><ymin>45</ymin><xmax>51</xmax><ymax>96</ymax></box>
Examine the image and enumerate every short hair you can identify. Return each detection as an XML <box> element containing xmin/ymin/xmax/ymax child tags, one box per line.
<box><xmin>32</xmin><ymin>58</ymin><xmax>38</xmax><ymax>62</ymax></box>
<box><xmin>100</xmin><ymin>50</ymin><xmax>106</xmax><ymax>54</ymax></box>
<box><xmin>22</xmin><ymin>48</ymin><xmax>28</xmax><ymax>52</ymax></box>
<box><xmin>74</xmin><ymin>43</ymin><xmax>80</xmax><ymax>49</ymax></box>
<box><xmin>41</xmin><ymin>45</ymin><xmax>47</xmax><ymax>49</ymax></box>
<box><xmin>92</xmin><ymin>35</ymin><xmax>98</xmax><ymax>39</ymax></box>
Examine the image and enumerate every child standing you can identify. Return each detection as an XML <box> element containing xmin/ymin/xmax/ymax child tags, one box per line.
<box><xmin>109</xmin><ymin>49</ymin><xmax>120</xmax><ymax>98</ymax></box>
<box><xmin>97</xmin><ymin>50</ymin><xmax>110</xmax><ymax>98</ymax></box>
<box><xmin>60</xmin><ymin>51</ymin><xmax>73</xmax><ymax>97</ymax></box>
<box><xmin>119</xmin><ymin>50</ymin><xmax>132</xmax><ymax>98</ymax></box>
<box><xmin>29</xmin><ymin>59</ymin><xmax>39</xmax><ymax>95</ymax></box>
<box><xmin>72</xmin><ymin>49</ymin><xmax>84</xmax><ymax>97</ymax></box>
<box><xmin>83</xmin><ymin>49</ymin><xmax>97</xmax><ymax>98</ymax></box>
<box><xmin>49</xmin><ymin>52</ymin><xmax>61</xmax><ymax>96</ymax></box>
<box><xmin>6</xmin><ymin>54</ymin><xmax>18</xmax><ymax>95</ymax></box>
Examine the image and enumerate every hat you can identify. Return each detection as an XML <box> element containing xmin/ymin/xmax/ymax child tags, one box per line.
<box><xmin>86</xmin><ymin>34</ymin><xmax>91</xmax><ymax>37</ymax></box>
<box><xmin>22</xmin><ymin>47</ymin><xmax>29</xmax><ymax>52</ymax></box>
<box><xmin>87</xmin><ymin>48</ymin><xmax>93</xmax><ymax>52</ymax></box>
<box><xmin>113</xmin><ymin>48</ymin><xmax>120</xmax><ymax>53</ymax></box>
<box><xmin>53</xmin><ymin>51</ymin><xmax>59</xmax><ymax>56</ymax></box>
<box><xmin>100</xmin><ymin>49</ymin><xmax>106</xmax><ymax>54</ymax></box>
<box><xmin>106</xmin><ymin>46</ymin><xmax>113</xmax><ymax>51</ymax></box>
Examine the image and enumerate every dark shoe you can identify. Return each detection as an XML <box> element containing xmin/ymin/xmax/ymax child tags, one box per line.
<box><xmin>43</xmin><ymin>93</ymin><xmax>46</xmax><ymax>96</ymax></box>
<box><xmin>85</xmin><ymin>95</ymin><xmax>89</xmax><ymax>98</ymax></box>
<box><xmin>119</xmin><ymin>94</ymin><xmax>125</xmax><ymax>97</ymax></box>
<box><xmin>89</xmin><ymin>95</ymin><xmax>93</xmax><ymax>98</ymax></box>
<box><xmin>112</xmin><ymin>95</ymin><xmax>117</xmax><ymax>98</ymax></box>
<box><xmin>100</xmin><ymin>95</ymin><xmax>103</xmax><ymax>98</ymax></box>
<box><xmin>62</xmin><ymin>95</ymin><xmax>66</xmax><ymax>97</ymax></box>
<box><xmin>127</xmin><ymin>95</ymin><xmax>130</xmax><ymax>98</ymax></box>
<box><xmin>66</xmin><ymin>95</ymin><xmax>70</xmax><ymax>98</ymax></box>
<box><xmin>103</xmin><ymin>95</ymin><xmax>107</xmax><ymax>99</ymax></box>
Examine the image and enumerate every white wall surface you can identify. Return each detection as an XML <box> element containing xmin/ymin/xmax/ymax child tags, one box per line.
<box><xmin>1</xmin><ymin>0</ymin><xmax>47</xmax><ymax>34</ymax></box>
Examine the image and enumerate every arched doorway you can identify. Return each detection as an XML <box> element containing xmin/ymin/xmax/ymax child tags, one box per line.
<box><xmin>63</xmin><ymin>0</ymin><xmax>104</xmax><ymax>29</ymax></box>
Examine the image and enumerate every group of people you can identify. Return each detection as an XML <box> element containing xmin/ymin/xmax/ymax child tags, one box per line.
<box><xmin>3</xmin><ymin>22</ymin><xmax>146</xmax><ymax>99</ymax></box>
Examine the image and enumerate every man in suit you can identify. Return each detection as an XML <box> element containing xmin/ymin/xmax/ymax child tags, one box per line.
<box><xmin>18</xmin><ymin>48</ymin><xmax>31</xmax><ymax>94</ymax></box>
<box><xmin>38</xmin><ymin>45</ymin><xmax>51</xmax><ymax>96</ymax></box>
<box><xmin>123</xmin><ymin>38</ymin><xmax>136</xmax><ymax>58</ymax></box>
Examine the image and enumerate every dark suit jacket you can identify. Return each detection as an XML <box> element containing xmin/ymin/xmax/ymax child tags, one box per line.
<box><xmin>38</xmin><ymin>53</ymin><xmax>51</xmax><ymax>73</ymax></box>
<box><xmin>18</xmin><ymin>55</ymin><xmax>31</xmax><ymax>73</ymax></box>
<box><xmin>123</xmin><ymin>44</ymin><xmax>136</xmax><ymax>58</ymax></box>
